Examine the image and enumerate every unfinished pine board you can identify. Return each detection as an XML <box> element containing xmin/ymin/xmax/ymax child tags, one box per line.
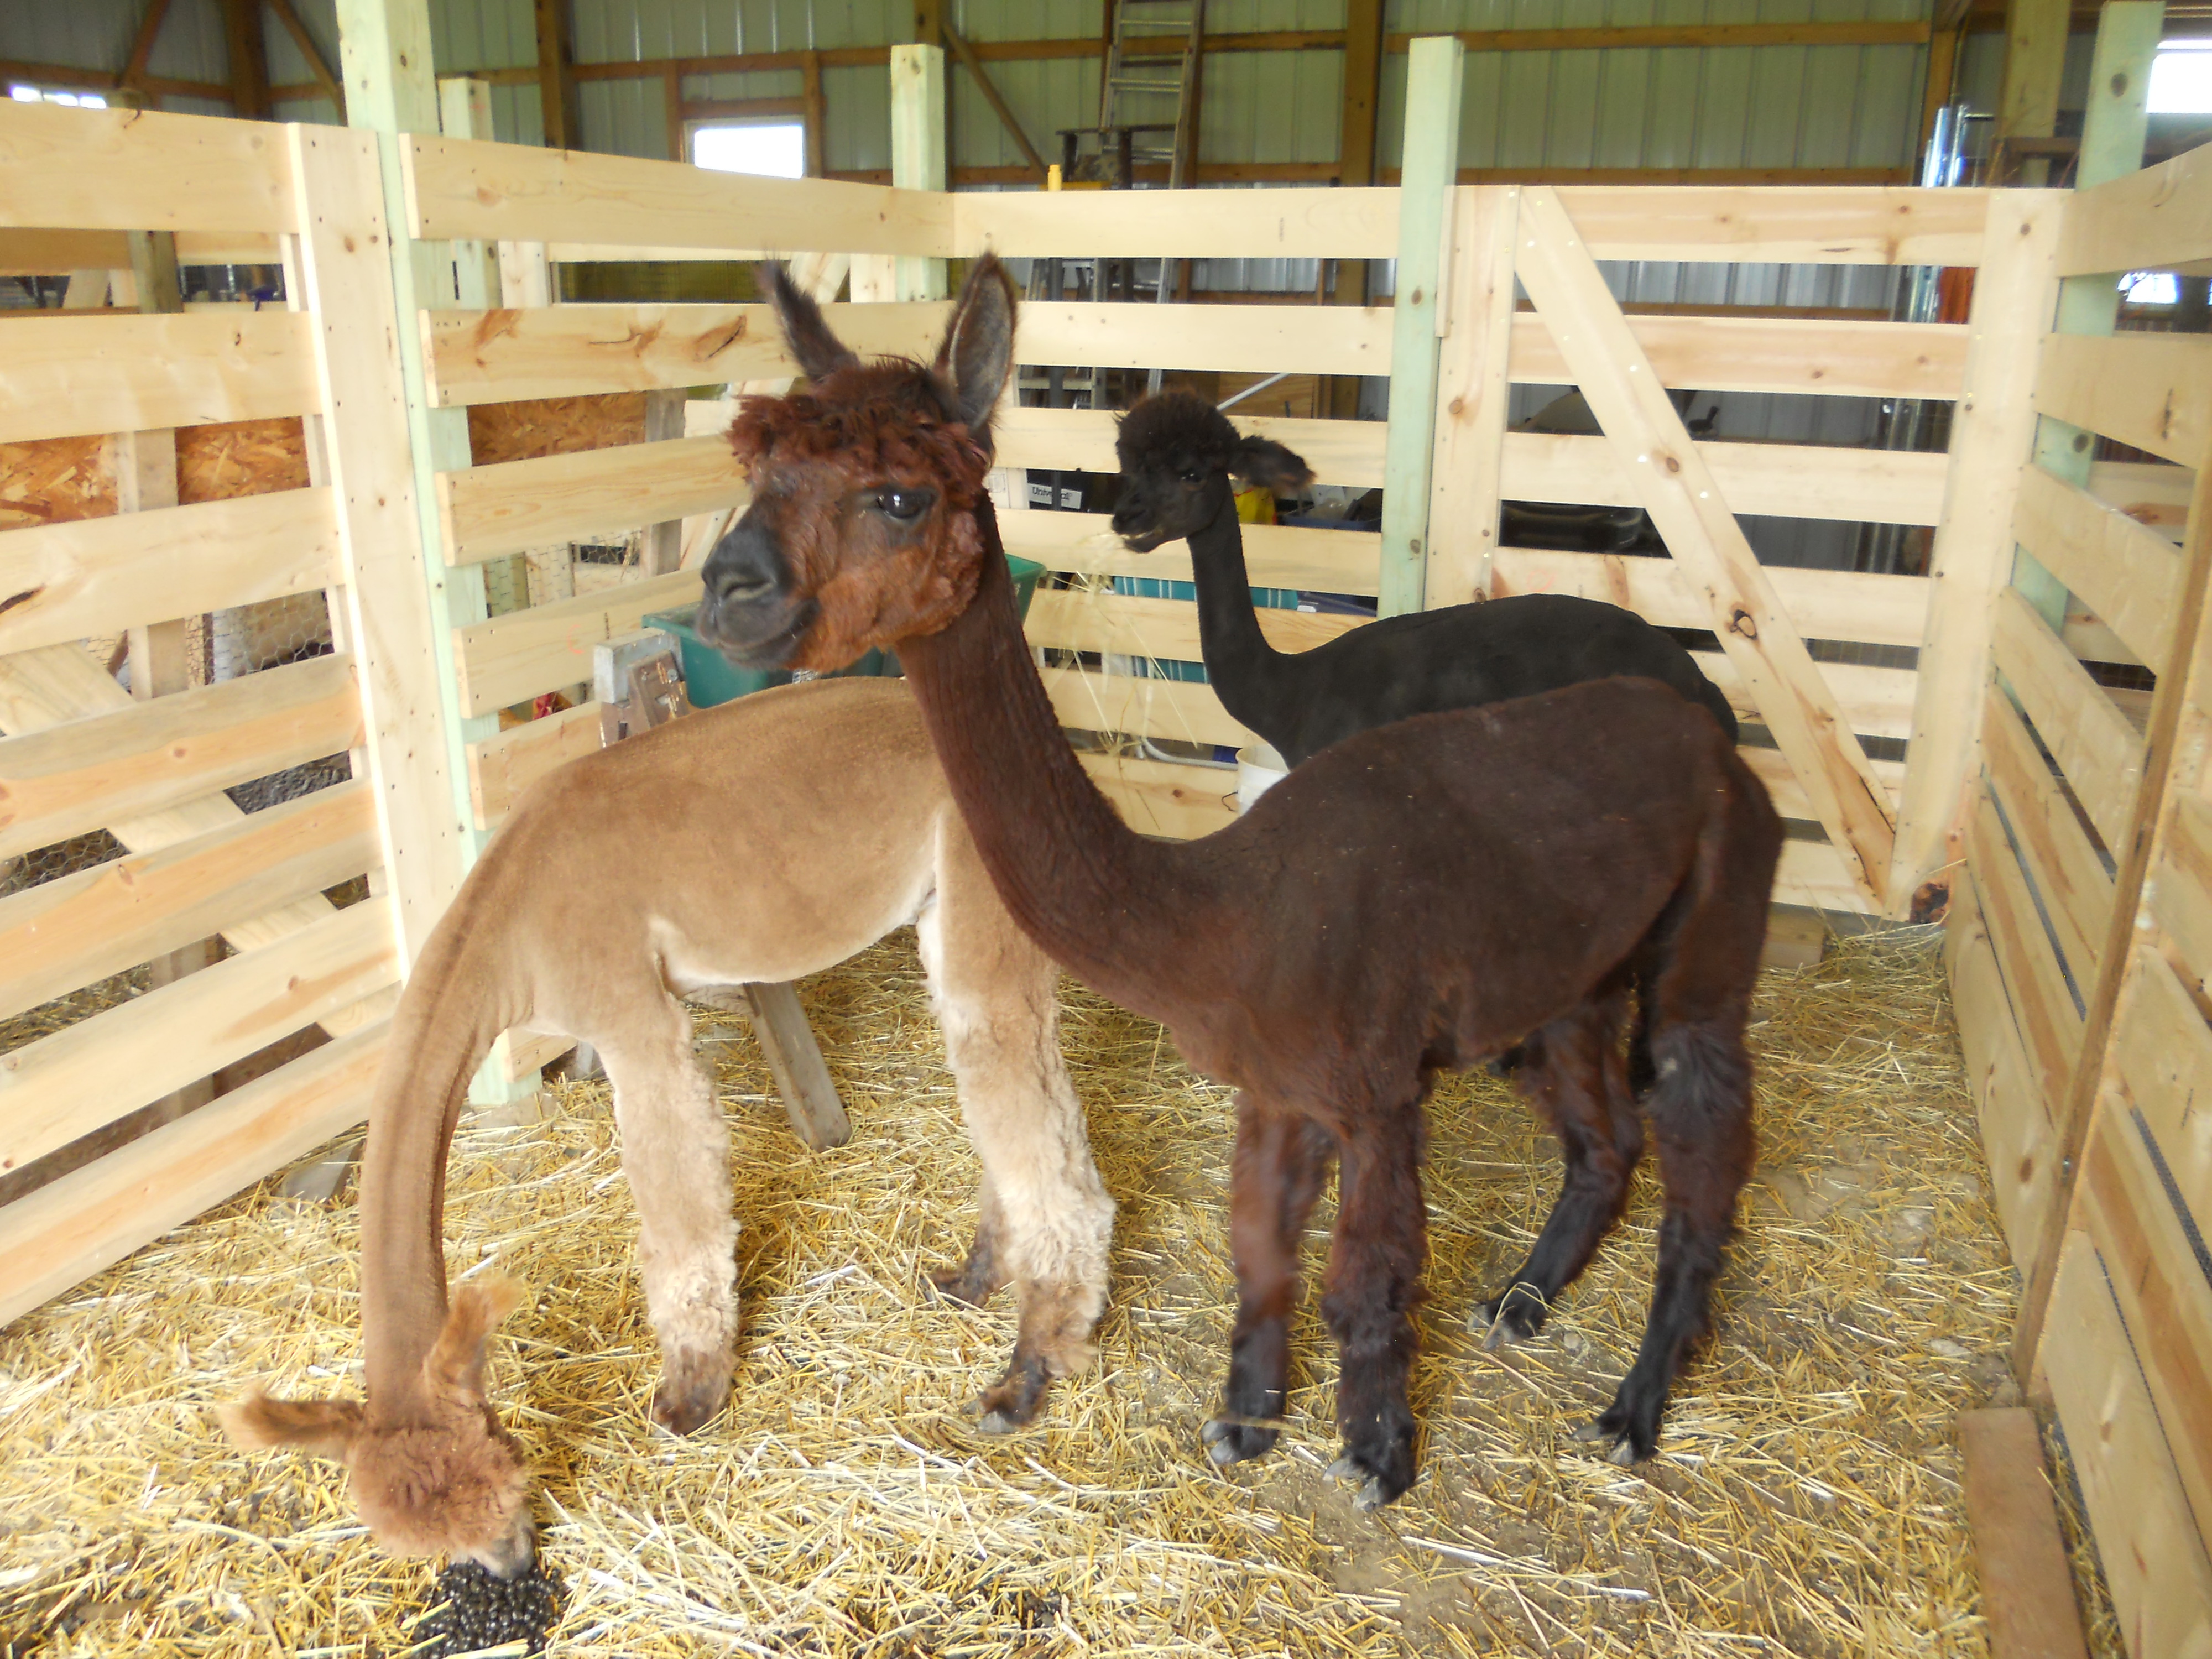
<box><xmin>2013</xmin><ymin>462</ymin><xmax>2185</xmax><ymax>674</ymax></box>
<box><xmin>1015</xmin><ymin>302</ymin><xmax>1392</xmax><ymax>379</ymax></box>
<box><xmin>742</xmin><ymin>980</ymin><xmax>852</xmax><ymax>1152</ymax></box>
<box><xmin>455</xmin><ymin>569</ymin><xmax>698</xmax><ymax>718</ymax></box>
<box><xmin>0</xmin><ymin>653</ymin><xmax>361</xmax><ymax>861</ymax></box>
<box><xmin>0</xmin><ymin>311</ymin><xmax>317</xmax><ymax>445</ymax></box>
<box><xmin>403</xmin><ymin>132</ymin><xmax>957</xmax><ymax>255</ymax></box>
<box><xmin>1739</xmin><ymin>746</ymin><xmax>1906</xmax><ymax>822</ymax></box>
<box><xmin>1501</xmin><ymin>431</ymin><xmax>1951</xmax><ymax>526</ymax></box>
<box><xmin>1427</xmin><ymin>185</ymin><xmax>1519</xmax><ymax>604</ymax></box>
<box><xmin>1966</xmin><ymin>784</ymin><xmax>2086</xmax><ymax>1089</ymax></box>
<box><xmin>1549</xmin><ymin>184</ymin><xmax>1994</xmax><ymax>266</ymax></box>
<box><xmin>1027</xmin><ymin>588</ymin><xmax>1361</xmax><ymax>661</ymax></box>
<box><xmin>2056</xmin><ymin>142</ymin><xmax>2212</xmax><ymax>278</ymax></box>
<box><xmin>2042</xmin><ymin>1235</ymin><xmax>2212</xmax><ymax>1659</ymax></box>
<box><xmin>1890</xmin><ymin>190</ymin><xmax>2064</xmax><ymax>917</ymax></box>
<box><xmin>2034</xmin><ymin>332</ymin><xmax>2212</xmax><ymax>471</ymax></box>
<box><xmin>439</xmin><ymin>436</ymin><xmax>749</xmax><ymax>564</ymax></box>
<box><xmin>1514</xmin><ymin>184</ymin><xmax>1897</xmax><ymax>910</ymax></box>
<box><xmin>498</xmin><ymin>1028</ymin><xmax>576</xmax><ymax>1084</ymax></box>
<box><xmin>0</xmin><ymin>230</ymin><xmax>279</xmax><ymax>274</ymax></box>
<box><xmin>286</xmin><ymin>127</ymin><xmax>473</xmax><ymax>964</ymax></box>
<box><xmin>1489</xmin><ymin>549</ymin><xmax>1928</xmax><ymax>649</ymax></box>
<box><xmin>1507</xmin><ymin>312</ymin><xmax>1969</xmax><ymax>400</ymax></box>
<box><xmin>1692</xmin><ymin>650</ymin><xmax>1918</xmax><ymax>741</ymax></box>
<box><xmin>1947</xmin><ymin>873</ymin><xmax>2064</xmax><ymax>1271</ymax></box>
<box><xmin>1990</xmin><ymin>587</ymin><xmax>2145</xmax><ymax>853</ymax></box>
<box><xmin>0</xmin><ymin>899</ymin><xmax>395</xmax><ymax>1177</ymax></box>
<box><xmin>421</xmin><ymin>301</ymin><xmax>950</xmax><ymax>407</ymax></box>
<box><xmin>1003</xmin><ymin>513</ymin><xmax>1383</xmax><ymax>594</ymax></box>
<box><xmin>1981</xmin><ymin>690</ymin><xmax>2114</xmax><ymax>983</ymax></box>
<box><xmin>954</xmin><ymin>186</ymin><xmax>1401</xmax><ymax>260</ymax></box>
<box><xmin>0</xmin><ymin>1020</ymin><xmax>386</xmax><ymax>1329</ymax></box>
<box><xmin>995</xmin><ymin>405</ymin><xmax>1387</xmax><ymax>488</ymax></box>
<box><xmin>0</xmin><ymin>487</ymin><xmax>340</xmax><ymax>656</ymax></box>
<box><xmin>2087</xmin><ymin>460</ymin><xmax>2197</xmax><ymax>528</ymax></box>
<box><xmin>0</xmin><ymin>777</ymin><xmax>377</xmax><ymax>1024</ymax></box>
<box><xmin>2076</xmin><ymin>1098</ymin><xmax>2212</xmax><ymax>1535</ymax></box>
<box><xmin>0</xmin><ymin>102</ymin><xmax>297</xmax><ymax>236</ymax></box>
<box><xmin>2150</xmin><ymin>793</ymin><xmax>2212</xmax><ymax>985</ymax></box>
<box><xmin>2111</xmin><ymin>947</ymin><xmax>2212</xmax><ymax>1214</ymax></box>
<box><xmin>1958</xmin><ymin>1408</ymin><xmax>2091</xmax><ymax>1659</ymax></box>
<box><xmin>466</xmin><ymin>699</ymin><xmax>604</xmax><ymax>831</ymax></box>
<box><xmin>1081</xmin><ymin>751</ymin><xmax>1238</xmax><ymax>841</ymax></box>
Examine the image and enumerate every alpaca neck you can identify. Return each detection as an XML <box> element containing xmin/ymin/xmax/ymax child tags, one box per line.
<box><xmin>1182</xmin><ymin>488</ymin><xmax>1289</xmax><ymax>730</ymax></box>
<box><xmin>896</xmin><ymin>501</ymin><xmax>1191</xmax><ymax>1020</ymax></box>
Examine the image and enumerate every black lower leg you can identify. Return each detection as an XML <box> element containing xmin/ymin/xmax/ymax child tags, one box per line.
<box><xmin>1319</xmin><ymin>1109</ymin><xmax>1428</xmax><ymax>1509</ymax></box>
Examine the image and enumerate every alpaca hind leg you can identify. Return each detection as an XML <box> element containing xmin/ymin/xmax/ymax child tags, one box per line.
<box><xmin>1576</xmin><ymin>1020</ymin><xmax>1753</xmax><ymax>1463</ymax></box>
<box><xmin>918</xmin><ymin>838</ymin><xmax>1115</xmax><ymax>1431</ymax></box>
<box><xmin>601</xmin><ymin>1000</ymin><xmax>738</xmax><ymax>1436</ymax></box>
<box><xmin>1202</xmin><ymin>1099</ymin><xmax>1334</xmax><ymax>1468</ymax></box>
<box><xmin>1478</xmin><ymin>987</ymin><xmax>1641</xmax><ymax>1346</ymax></box>
<box><xmin>1319</xmin><ymin>1101</ymin><xmax>1428</xmax><ymax>1510</ymax></box>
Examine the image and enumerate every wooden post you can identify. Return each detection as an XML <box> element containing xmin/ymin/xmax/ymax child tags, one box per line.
<box><xmin>639</xmin><ymin>391</ymin><xmax>686</xmax><ymax>577</ymax></box>
<box><xmin>1328</xmin><ymin>0</ymin><xmax>1386</xmax><ymax>419</ymax></box>
<box><xmin>335</xmin><ymin>0</ymin><xmax>534</xmax><ymax>1108</ymax></box>
<box><xmin>1997</xmin><ymin>0</ymin><xmax>2069</xmax><ymax>187</ymax></box>
<box><xmin>1917</xmin><ymin>22</ymin><xmax>1963</xmax><ymax>174</ymax></box>
<box><xmin>802</xmin><ymin>51</ymin><xmax>825</xmax><ymax>177</ymax></box>
<box><xmin>120</xmin><ymin>0</ymin><xmax>176</xmax><ymax>100</ymax></box>
<box><xmin>1425</xmin><ymin>186</ymin><xmax>1517</xmax><ymax>608</ymax></box>
<box><xmin>1376</xmin><ymin>36</ymin><xmax>1462</xmax><ymax>618</ymax></box>
<box><xmin>742</xmin><ymin>983</ymin><xmax>851</xmax><ymax>1151</ymax></box>
<box><xmin>889</xmin><ymin>44</ymin><xmax>948</xmax><ymax>304</ymax></box>
<box><xmin>664</xmin><ymin>64</ymin><xmax>684</xmax><ymax>164</ymax></box>
<box><xmin>1888</xmin><ymin>193</ymin><xmax>2064</xmax><ymax>913</ymax></box>
<box><xmin>220</xmin><ymin>0</ymin><xmax>272</xmax><ymax>119</ymax></box>
<box><xmin>534</xmin><ymin>0</ymin><xmax>580</xmax><ymax>150</ymax></box>
<box><xmin>2018</xmin><ymin>2</ymin><xmax>2166</xmax><ymax>627</ymax></box>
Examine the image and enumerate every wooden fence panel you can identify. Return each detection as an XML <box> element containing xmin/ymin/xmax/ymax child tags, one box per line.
<box><xmin>0</xmin><ymin>313</ymin><xmax>318</xmax><ymax>444</ymax></box>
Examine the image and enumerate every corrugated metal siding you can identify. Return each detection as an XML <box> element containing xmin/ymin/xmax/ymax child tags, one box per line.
<box><xmin>432</xmin><ymin>0</ymin><xmax>543</xmax><ymax>143</ymax></box>
<box><xmin>1380</xmin><ymin>0</ymin><xmax>1932</xmax><ymax>173</ymax></box>
<box><xmin>0</xmin><ymin>0</ymin><xmax>229</xmax><ymax>115</ymax></box>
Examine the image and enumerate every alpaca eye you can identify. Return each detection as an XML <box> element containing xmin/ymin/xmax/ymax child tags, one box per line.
<box><xmin>875</xmin><ymin>487</ymin><xmax>933</xmax><ymax>521</ymax></box>
<box><xmin>1179</xmin><ymin>470</ymin><xmax>1202</xmax><ymax>485</ymax></box>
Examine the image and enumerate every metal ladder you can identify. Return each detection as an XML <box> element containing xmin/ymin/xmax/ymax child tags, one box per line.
<box><xmin>1099</xmin><ymin>0</ymin><xmax>1204</xmax><ymax>190</ymax></box>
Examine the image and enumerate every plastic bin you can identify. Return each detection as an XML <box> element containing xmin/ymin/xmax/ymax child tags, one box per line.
<box><xmin>645</xmin><ymin>555</ymin><xmax>1044</xmax><ymax>711</ymax></box>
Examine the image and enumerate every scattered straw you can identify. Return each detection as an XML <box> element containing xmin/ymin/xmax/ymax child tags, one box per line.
<box><xmin>0</xmin><ymin>935</ymin><xmax>2119</xmax><ymax>1655</ymax></box>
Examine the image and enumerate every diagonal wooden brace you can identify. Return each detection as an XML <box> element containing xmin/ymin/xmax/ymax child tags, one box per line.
<box><xmin>1512</xmin><ymin>185</ymin><xmax>1898</xmax><ymax>911</ymax></box>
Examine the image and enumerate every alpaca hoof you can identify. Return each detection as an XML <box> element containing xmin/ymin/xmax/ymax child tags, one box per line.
<box><xmin>971</xmin><ymin>1350</ymin><xmax>1050</xmax><ymax>1435</ymax></box>
<box><xmin>1475</xmin><ymin>1284</ymin><xmax>1548</xmax><ymax>1348</ymax></box>
<box><xmin>976</xmin><ymin>1408</ymin><xmax>1019</xmax><ymax>1436</ymax></box>
<box><xmin>928</xmin><ymin>1263</ymin><xmax>997</xmax><ymax>1309</ymax></box>
<box><xmin>1571</xmin><ymin>1399</ymin><xmax>1659</xmax><ymax>1464</ymax></box>
<box><xmin>1200</xmin><ymin>1417</ymin><xmax>1276</xmax><ymax>1467</ymax></box>
<box><xmin>1608</xmin><ymin>1438</ymin><xmax>1640</xmax><ymax>1467</ymax></box>
<box><xmin>650</xmin><ymin>1355</ymin><xmax>729</xmax><ymax>1437</ymax></box>
<box><xmin>1327</xmin><ymin>1453</ymin><xmax>1406</xmax><ymax>1511</ymax></box>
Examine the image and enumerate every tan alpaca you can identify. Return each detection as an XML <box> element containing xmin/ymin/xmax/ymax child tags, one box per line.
<box><xmin>221</xmin><ymin>675</ymin><xmax>1115</xmax><ymax>1575</ymax></box>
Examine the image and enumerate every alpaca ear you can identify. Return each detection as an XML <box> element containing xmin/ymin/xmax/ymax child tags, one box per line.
<box><xmin>762</xmin><ymin>260</ymin><xmax>858</xmax><ymax>383</ymax></box>
<box><xmin>937</xmin><ymin>254</ymin><xmax>1018</xmax><ymax>439</ymax></box>
<box><xmin>1230</xmin><ymin>436</ymin><xmax>1314</xmax><ymax>495</ymax></box>
<box><xmin>422</xmin><ymin>1276</ymin><xmax>525</xmax><ymax>1402</ymax></box>
<box><xmin>218</xmin><ymin>1394</ymin><xmax>366</xmax><ymax>1462</ymax></box>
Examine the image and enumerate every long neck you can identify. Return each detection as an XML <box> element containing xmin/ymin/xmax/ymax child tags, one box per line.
<box><xmin>1182</xmin><ymin>487</ymin><xmax>1288</xmax><ymax>726</ymax></box>
<box><xmin>897</xmin><ymin>500</ymin><xmax>1193</xmax><ymax>1020</ymax></box>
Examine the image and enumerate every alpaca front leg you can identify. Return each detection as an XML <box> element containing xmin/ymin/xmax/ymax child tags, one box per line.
<box><xmin>602</xmin><ymin>1011</ymin><xmax>739</xmax><ymax>1437</ymax></box>
<box><xmin>1203</xmin><ymin>1099</ymin><xmax>1333</xmax><ymax>1468</ymax></box>
<box><xmin>1319</xmin><ymin>1105</ymin><xmax>1427</xmax><ymax>1510</ymax></box>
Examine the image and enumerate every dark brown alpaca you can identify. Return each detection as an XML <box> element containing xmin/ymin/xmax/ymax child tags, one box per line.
<box><xmin>697</xmin><ymin>257</ymin><xmax>1783</xmax><ymax>1507</ymax></box>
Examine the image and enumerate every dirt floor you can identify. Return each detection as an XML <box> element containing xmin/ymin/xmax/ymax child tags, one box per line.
<box><xmin>0</xmin><ymin>932</ymin><xmax>2120</xmax><ymax>1656</ymax></box>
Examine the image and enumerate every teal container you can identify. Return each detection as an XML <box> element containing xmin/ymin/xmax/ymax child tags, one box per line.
<box><xmin>647</xmin><ymin>555</ymin><xmax>1044</xmax><ymax>711</ymax></box>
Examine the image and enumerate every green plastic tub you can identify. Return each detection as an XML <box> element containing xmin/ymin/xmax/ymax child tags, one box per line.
<box><xmin>646</xmin><ymin>555</ymin><xmax>1044</xmax><ymax>711</ymax></box>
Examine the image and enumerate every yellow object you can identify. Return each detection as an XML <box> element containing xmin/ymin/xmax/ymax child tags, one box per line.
<box><xmin>1047</xmin><ymin>163</ymin><xmax>1061</xmax><ymax>191</ymax></box>
<box><xmin>1233</xmin><ymin>486</ymin><xmax>1277</xmax><ymax>526</ymax></box>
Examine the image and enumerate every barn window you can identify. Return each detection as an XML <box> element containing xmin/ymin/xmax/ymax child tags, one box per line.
<box><xmin>690</xmin><ymin>121</ymin><xmax>806</xmax><ymax>179</ymax></box>
<box><xmin>2122</xmin><ymin>270</ymin><xmax>2180</xmax><ymax>305</ymax></box>
<box><xmin>2148</xmin><ymin>41</ymin><xmax>2212</xmax><ymax>113</ymax></box>
<box><xmin>8</xmin><ymin>86</ymin><xmax>106</xmax><ymax>107</ymax></box>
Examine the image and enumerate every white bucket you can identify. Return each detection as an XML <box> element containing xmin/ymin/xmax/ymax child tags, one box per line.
<box><xmin>1235</xmin><ymin>742</ymin><xmax>1289</xmax><ymax>813</ymax></box>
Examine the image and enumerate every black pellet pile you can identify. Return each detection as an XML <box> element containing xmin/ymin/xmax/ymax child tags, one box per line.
<box><xmin>416</xmin><ymin>1558</ymin><xmax>562</xmax><ymax>1656</ymax></box>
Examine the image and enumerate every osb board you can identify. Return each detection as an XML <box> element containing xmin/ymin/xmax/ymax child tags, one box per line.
<box><xmin>0</xmin><ymin>437</ymin><xmax>115</xmax><ymax>530</ymax></box>
<box><xmin>0</xmin><ymin>935</ymin><xmax>2123</xmax><ymax>1656</ymax></box>
<box><xmin>175</xmin><ymin>420</ymin><xmax>310</xmax><ymax>505</ymax></box>
<box><xmin>467</xmin><ymin>394</ymin><xmax>646</xmax><ymax>466</ymax></box>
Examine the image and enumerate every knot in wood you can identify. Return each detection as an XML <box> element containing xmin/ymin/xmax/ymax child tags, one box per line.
<box><xmin>1727</xmin><ymin>607</ymin><xmax>1757</xmax><ymax>640</ymax></box>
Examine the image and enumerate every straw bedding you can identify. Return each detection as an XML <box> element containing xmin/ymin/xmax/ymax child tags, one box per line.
<box><xmin>0</xmin><ymin>933</ymin><xmax>2117</xmax><ymax>1656</ymax></box>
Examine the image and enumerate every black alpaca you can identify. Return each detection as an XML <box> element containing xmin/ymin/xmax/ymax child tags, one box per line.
<box><xmin>1110</xmin><ymin>390</ymin><xmax>1740</xmax><ymax>768</ymax></box>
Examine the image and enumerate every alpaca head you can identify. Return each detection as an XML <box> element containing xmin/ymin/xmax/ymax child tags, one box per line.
<box><xmin>1109</xmin><ymin>391</ymin><xmax>1312</xmax><ymax>553</ymax></box>
<box><xmin>218</xmin><ymin>1278</ymin><xmax>536</xmax><ymax>1578</ymax></box>
<box><xmin>695</xmin><ymin>254</ymin><xmax>1018</xmax><ymax>672</ymax></box>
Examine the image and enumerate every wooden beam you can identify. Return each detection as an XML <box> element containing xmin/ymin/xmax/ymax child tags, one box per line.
<box><xmin>453</xmin><ymin>568</ymin><xmax>698</xmax><ymax>717</ymax></box>
<box><xmin>1997</xmin><ymin>0</ymin><xmax>2070</xmax><ymax>186</ymax></box>
<box><xmin>1329</xmin><ymin>0</ymin><xmax>1386</xmax><ymax>414</ymax></box>
<box><xmin>1888</xmin><ymin>192</ymin><xmax>2062</xmax><ymax>914</ymax></box>
<box><xmin>0</xmin><ymin>310</ymin><xmax>315</xmax><ymax>445</ymax></box>
<box><xmin>942</xmin><ymin>23</ymin><xmax>1047</xmax><ymax>180</ymax></box>
<box><xmin>266</xmin><ymin>0</ymin><xmax>345</xmax><ymax>114</ymax></box>
<box><xmin>534</xmin><ymin>0</ymin><xmax>579</xmax><ymax>149</ymax></box>
<box><xmin>0</xmin><ymin>56</ymin><xmax>231</xmax><ymax>102</ymax></box>
<box><xmin>889</xmin><ymin>43</ymin><xmax>947</xmax><ymax>302</ymax></box>
<box><xmin>1390</xmin><ymin>20</ymin><xmax>1931</xmax><ymax>52</ymax></box>
<box><xmin>1514</xmin><ymin>184</ymin><xmax>1898</xmax><ymax>910</ymax></box>
<box><xmin>120</xmin><ymin>0</ymin><xmax>177</xmax><ymax>95</ymax></box>
<box><xmin>220</xmin><ymin>0</ymin><xmax>273</xmax><ymax>118</ymax></box>
<box><xmin>741</xmin><ymin>982</ymin><xmax>851</xmax><ymax>1151</ymax></box>
<box><xmin>664</xmin><ymin>64</ymin><xmax>683</xmax><ymax>163</ymax></box>
<box><xmin>802</xmin><ymin>51</ymin><xmax>824</xmax><ymax>177</ymax></box>
<box><xmin>1426</xmin><ymin>186</ymin><xmax>1517</xmax><ymax>604</ymax></box>
<box><xmin>1378</xmin><ymin>37</ymin><xmax>1462</xmax><ymax>615</ymax></box>
<box><xmin>1918</xmin><ymin>23</ymin><xmax>1963</xmax><ymax>180</ymax></box>
<box><xmin>0</xmin><ymin>101</ymin><xmax>300</xmax><ymax>235</ymax></box>
<box><xmin>437</xmin><ymin>436</ymin><xmax>748</xmax><ymax>564</ymax></box>
<box><xmin>2034</xmin><ymin>333</ymin><xmax>2212</xmax><ymax>469</ymax></box>
<box><xmin>1958</xmin><ymin>1409</ymin><xmax>2091</xmax><ymax>1659</ymax></box>
<box><xmin>2057</xmin><ymin>143</ymin><xmax>2212</xmax><ymax>278</ymax></box>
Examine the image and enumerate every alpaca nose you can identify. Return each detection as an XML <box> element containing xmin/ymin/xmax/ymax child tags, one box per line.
<box><xmin>703</xmin><ymin>517</ymin><xmax>785</xmax><ymax>607</ymax></box>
